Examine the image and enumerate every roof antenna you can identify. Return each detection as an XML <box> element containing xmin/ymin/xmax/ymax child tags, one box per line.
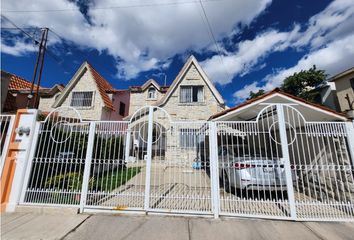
<box><xmin>161</xmin><ymin>73</ymin><xmax>167</xmax><ymax>86</ymax></box>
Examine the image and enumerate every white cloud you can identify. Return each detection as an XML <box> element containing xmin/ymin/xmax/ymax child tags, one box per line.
<box><xmin>201</xmin><ymin>27</ymin><xmax>300</xmax><ymax>85</ymax></box>
<box><xmin>293</xmin><ymin>0</ymin><xmax>354</xmax><ymax>49</ymax></box>
<box><xmin>233</xmin><ymin>34</ymin><xmax>354</xmax><ymax>101</ymax></box>
<box><xmin>1</xmin><ymin>38</ymin><xmax>37</xmax><ymax>56</ymax></box>
<box><xmin>232</xmin><ymin>82</ymin><xmax>260</xmax><ymax>101</ymax></box>
<box><xmin>264</xmin><ymin>34</ymin><xmax>354</xmax><ymax>89</ymax></box>
<box><xmin>2</xmin><ymin>0</ymin><xmax>271</xmax><ymax>79</ymax></box>
<box><xmin>203</xmin><ymin>0</ymin><xmax>354</xmax><ymax>102</ymax></box>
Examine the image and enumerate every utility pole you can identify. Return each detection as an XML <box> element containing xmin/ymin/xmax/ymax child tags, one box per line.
<box><xmin>27</xmin><ymin>28</ymin><xmax>49</xmax><ymax>108</ymax></box>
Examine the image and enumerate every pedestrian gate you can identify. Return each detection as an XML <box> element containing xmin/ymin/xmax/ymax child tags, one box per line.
<box><xmin>20</xmin><ymin>105</ymin><xmax>354</xmax><ymax>221</ymax></box>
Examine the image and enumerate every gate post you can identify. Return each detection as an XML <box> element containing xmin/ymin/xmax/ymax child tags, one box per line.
<box><xmin>19</xmin><ymin>122</ymin><xmax>41</xmax><ymax>203</ymax></box>
<box><xmin>144</xmin><ymin>106</ymin><xmax>154</xmax><ymax>211</ymax></box>
<box><xmin>124</xmin><ymin>128</ymin><xmax>131</xmax><ymax>163</ymax></box>
<box><xmin>345</xmin><ymin>121</ymin><xmax>354</xmax><ymax>166</ymax></box>
<box><xmin>1</xmin><ymin>109</ymin><xmax>38</xmax><ymax>212</ymax></box>
<box><xmin>79</xmin><ymin>122</ymin><xmax>96</xmax><ymax>213</ymax></box>
<box><xmin>209</xmin><ymin>121</ymin><xmax>220</xmax><ymax>218</ymax></box>
<box><xmin>276</xmin><ymin>104</ymin><xmax>297</xmax><ymax>220</ymax></box>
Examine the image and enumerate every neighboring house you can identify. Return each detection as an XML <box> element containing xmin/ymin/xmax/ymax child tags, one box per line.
<box><xmin>51</xmin><ymin>62</ymin><xmax>130</xmax><ymax>121</ymax></box>
<box><xmin>210</xmin><ymin>88</ymin><xmax>347</xmax><ymax>122</ymax></box>
<box><xmin>329</xmin><ymin>66</ymin><xmax>354</xmax><ymax>118</ymax></box>
<box><xmin>314</xmin><ymin>81</ymin><xmax>340</xmax><ymax>111</ymax></box>
<box><xmin>127</xmin><ymin>55</ymin><xmax>226</xmax><ymax>121</ymax></box>
<box><xmin>0</xmin><ymin>70</ymin><xmax>63</xmax><ymax>113</ymax></box>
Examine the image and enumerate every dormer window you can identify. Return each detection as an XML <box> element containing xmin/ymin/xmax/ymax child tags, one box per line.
<box><xmin>148</xmin><ymin>87</ymin><xmax>156</xmax><ymax>99</ymax></box>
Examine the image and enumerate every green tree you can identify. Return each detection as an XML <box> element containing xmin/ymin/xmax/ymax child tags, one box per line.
<box><xmin>247</xmin><ymin>89</ymin><xmax>265</xmax><ymax>100</ymax></box>
<box><xmin>280</xmin><ymin>65</ymin><xmax>327</xmax><ymax>103</ymax></box>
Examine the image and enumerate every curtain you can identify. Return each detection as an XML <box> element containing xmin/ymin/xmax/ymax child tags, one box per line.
<box><xmin>197</xmin><ymin>87</ymin><xmax>203</xmax><ymax>102</ymax></box>
<box><xmin>180</xmin><ymin>87</ymin><xmax>192</xmax><ymax>103</ymax></box>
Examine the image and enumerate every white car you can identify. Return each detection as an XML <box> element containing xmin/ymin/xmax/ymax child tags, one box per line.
<box><xmin>218</xmin><ymin>146</ymin><xmax>296</xmax><ymax>192</ymax></box>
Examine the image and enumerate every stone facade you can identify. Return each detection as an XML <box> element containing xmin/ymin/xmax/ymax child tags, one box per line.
<box><xmin>127</xmin><ymin>58</ymin><xmax>225</xmax><ymax>165</ymax></box>
<box><xmin>38</xmin><ymin>93</ymin><xmax>60</xmax><ymax>113</ymax></box>
<box><xmin>129</xmin><ymin>86</ymin><xmax>166</xmax><ymax>115</ymax></box>
<box><xmin>128</xmin><ymin>62</ymin><xmax>224</xmax><ymax>121</ymax></box>
<box><xmin>332</xmin><ymin>70</ymin><xmax>354</xmax><ymax>113</ymax></box>
<box><xmin>50</xmin><ymin>69</ymin><xmax>105</xmax><ymax>120</ymax></box>
<box><xmin>160</xmin><ymin>63</ymin><xmax>224</xmax><ymax>121</ymax></box>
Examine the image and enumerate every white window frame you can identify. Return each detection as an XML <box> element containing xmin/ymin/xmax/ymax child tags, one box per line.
<box><xmin>70</xmin><ymin>91</ymin><xmax>95</xmax><ymax>108</ymax></box>
<box><xmin>147</xmin><ymin>87</ymin><xmax>157</xmax><ymax>100</ymax></box>
<box><xmin>179</xmin><ymin>85</ymin><xmax>204</xmax><ymax>103</ymax></box>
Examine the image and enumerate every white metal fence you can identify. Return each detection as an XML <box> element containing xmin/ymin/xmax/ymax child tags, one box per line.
<box><xmin>19</xmin><ymin>105</ymin><xmax>354</xmax><ymax>221</ymax></box>
<box><xmin>0</xmin><ymin>114</ymin><xmax>15</xmax><ymax>176</ymax></box>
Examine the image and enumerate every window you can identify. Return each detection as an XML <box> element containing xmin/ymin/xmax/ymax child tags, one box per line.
<box><xmin>350</xmin><ymin>78</ymin><xmax>354</xmax><ymax>91</ymax></box>
<box><xmin>148</xmin><ymin>88</ymin><xmax>156</xmax><ymax>99</ymax></box>
<box><xmin>119</xmin><ymin>102</ymin><xmax>126</xmax><ymax>116</ymax></box>
<box><xmin>180</xmin><ymin>86</ymin><xmax>203</xmax><ymax>103</ymax></box>
<box><xmin>179</xmin><ymin>128</ymin><xmax>198</xmax><ymax>148</ymax></box>
<box><xmin>70</xmin><ymin>91</ymin><xmax>93</xmax><ymax>107</ymax></box>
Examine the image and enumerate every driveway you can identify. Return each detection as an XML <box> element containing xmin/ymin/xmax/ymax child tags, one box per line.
<box><xmin>1</xmin><ymin>212</ymin><xmax>354</xmax><ymax>240</ymax></box>
<box><xmin>92</xmin><ymin>163</ymin><xmax>351</xmax><ymax>219</ymax></box>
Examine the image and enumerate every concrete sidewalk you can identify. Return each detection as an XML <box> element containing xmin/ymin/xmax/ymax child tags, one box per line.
<box><xmin>1</xmin><ymin>212</ymin><xmax>354</xmax><ymax>240</ymax></box>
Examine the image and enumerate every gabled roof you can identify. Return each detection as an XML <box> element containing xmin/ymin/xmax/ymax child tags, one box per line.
<box><xmin>124</xmin><ymin>55</ymin><xmax>225</xmax><ymax>120</ymax></box>
<box><xmin>130</xmin><ymin>79</ymin><xmax>169</xmax><ymax>92</ymax></box>
<box><xmin>1</xmin><ymin>70</ymin><xmax>44</xmax><ymax>91</ymax></box>
<box><xmin>329</xmin><ymin>66</ymin><xmax>354</xmax><ymax>82</ymax></box>
<box><xmin>87</xmin><ymin>63</ymin><xmax>114</xmax><ymax>110</ymax></box>
<box><xmin>141</xmin><ymin>79</ymin><xmax>160</xmax><ymax>90</ymax></box>
<box><xmin>210</xmin><ymin>88</ymin><xmax>347</xmax><ymax>121</ymax></box>
<box><xmin>156</xmin><ymin>55</ymin><xmax>225</xmax><ymax>107</ymax></box>
<box><xmin>53</xmin><ymin>62</ymin><xmax>114</xmax><ymax>110</ymax></box>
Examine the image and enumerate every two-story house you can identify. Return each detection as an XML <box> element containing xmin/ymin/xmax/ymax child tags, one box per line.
<box><xmin>127</xmin><ymin>55</ymin><xmax>225</xmax><ymax>120</ymax></box>
<box><xmin>125</xmin><ymin>55</ymin><xmax>226</xmax><ymax>162</ymax></box>
<box><xmin>51</xmin><ymin>62</ymin><xmax>130</xmax><ymax>121</ymax></box>
<box><xmin>330</xmin><ymin>66</ymin><xmax>354</xmax><ymax>118</ymax></box>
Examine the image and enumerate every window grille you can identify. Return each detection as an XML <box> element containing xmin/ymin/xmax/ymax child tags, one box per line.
<box><xmin>179</xmin><ymin>128</ymin><xmax>199</xmax><ymax>148</ymax></box>
<box><xmin>70</xmin><ymin>91</ymin><xmax>93</xmax><ymax>107</ymax></box>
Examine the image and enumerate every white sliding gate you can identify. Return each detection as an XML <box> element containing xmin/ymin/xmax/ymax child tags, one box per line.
<box><xmin>19</xmin><ymin>105</ymin><xmax>354</xmax><ymax>221</ymax></box>
<box><xmin>215</xmin><ymin>104</ymin><xmax>354</xmax><ymax>221</ymax></box>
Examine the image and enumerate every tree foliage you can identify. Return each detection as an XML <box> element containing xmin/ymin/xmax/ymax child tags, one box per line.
<box><xmin>246</xmin><ymin>65</ymin><xmax>327</xmax><ymax>103</ymax></box>
<box><xmin>247</xmin><ymin>89</ymin><xmax>265</xmax><ymax>100</ymax></box>
<box><xmin>280</xmin><ymin>65</ymin><xmax>327</xmax><ymax>103</ymax></box>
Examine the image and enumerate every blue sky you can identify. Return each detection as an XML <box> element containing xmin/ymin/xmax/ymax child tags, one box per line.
<box><xmin>2</xmin><ymin>0</ymin><xmax>354</xmax><ymax>106</ymax></box>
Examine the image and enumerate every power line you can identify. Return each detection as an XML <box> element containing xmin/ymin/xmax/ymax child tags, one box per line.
<box><xmin>1</xmin><ymin>15</ymin><xmax>77</xmax><ymax>76</ymax></box>
<box><xmin>2</xmin><ymin>0</ymin><xmax>227</xmax><ymax>13</ymax></box>
<box><xmin>1</xmin><ymin>15</ymin><xmax>40</xmax><ymax>44</ymax></box>
<box><xmin>198</xmin><ymin>0</ymin><xmax>232</xmax><ymax>82</ymax></box>
<box><xmin>1</xmin><ymin>27</ymin><xmax>39</xmax><ymax>30</ymax></box>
